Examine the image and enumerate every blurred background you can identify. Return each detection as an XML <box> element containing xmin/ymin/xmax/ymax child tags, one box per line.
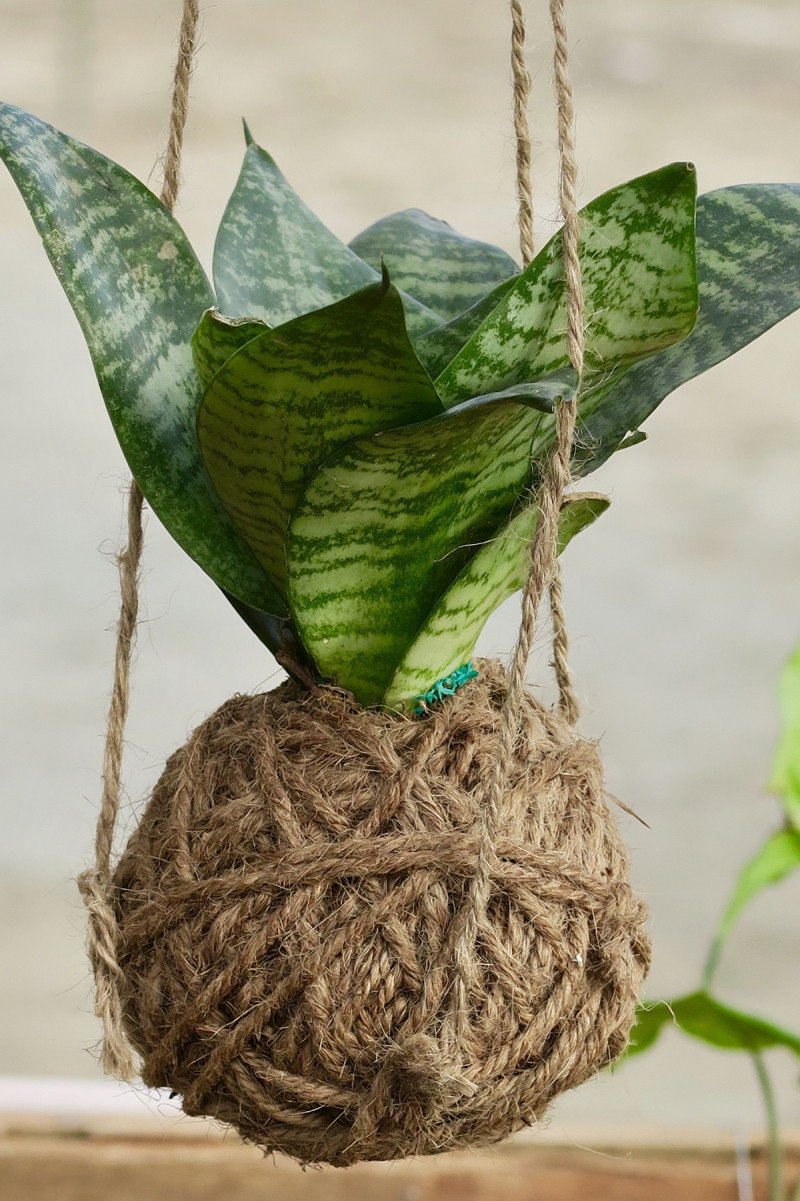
<box><xmin>0</xmin><ymin>0</ymin><xmax>799</xmax><ymax>1137</ymax></box>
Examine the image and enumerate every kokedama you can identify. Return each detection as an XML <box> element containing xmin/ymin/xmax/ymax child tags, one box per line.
<box><xmin>3</xmin><ymin>100</ymin><xmax>800</xmax><ymax>1164</ymax></box>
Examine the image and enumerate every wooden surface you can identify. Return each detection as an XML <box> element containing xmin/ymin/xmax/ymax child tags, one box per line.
<box><xmin>3</xmin><ymin>1126</ymin><xmax>800</xmax><ymax>1201</ymax></box>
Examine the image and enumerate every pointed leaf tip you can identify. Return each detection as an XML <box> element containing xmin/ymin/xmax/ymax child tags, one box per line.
<box><xmin>242</xmin><ymin>118</ymin><xmax>255</xmax><ymax>147</ymax></box>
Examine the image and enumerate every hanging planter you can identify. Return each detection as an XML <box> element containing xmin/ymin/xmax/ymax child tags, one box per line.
<box><xmin>3</xmin><ymin>0</ymin><xmax>800</xmax><ymax>1167</ymax></box>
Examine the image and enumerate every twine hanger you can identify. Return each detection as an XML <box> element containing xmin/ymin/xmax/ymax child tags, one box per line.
<box><xmin>80</xmin><ymin>0</ymin><xmax>586</xmax><ymax>1080</ymax></box>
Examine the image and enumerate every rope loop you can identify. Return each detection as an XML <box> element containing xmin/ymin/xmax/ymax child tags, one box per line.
<box><xmin>80</xmin><ymin>0</ymin><xmax>202</xmax><ymax>1080</ymax></box>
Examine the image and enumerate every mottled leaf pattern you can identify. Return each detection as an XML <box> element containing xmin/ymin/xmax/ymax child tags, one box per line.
<box><xmin>383</xmin><ymin>493</ymin><xmax>608</xmax><ymax>709</ymax></box>
<box><xmin>213</xmin><ymin>128</ymin><xmax>440</xmax><ymax>338</ymax></box>
<box><xmin>287</xmin><ymin>401</ymin><xmax>547</xmax><ymax>705</ymax></box>
<box><xmin>0</xmin><ymin>101</ymin><xmax>286</xmax><ymax>617</ymax></box>
<box><xmin>348</xmin><ymin>208</ymin><xmax>519</xmax><ymax>321</ymax></box>
<box><xmin>575</xmin><ymin>184</ymin><xmax>800</xmax><ymax>474</ymax></box>
<box><xmin>435</xmin><ymin>162</ymin><xmax>698</xmax><ymax>406</ymax></box>
<box><xmin>413</xmin><ymin>275</ymin><xmax>518</xmax><ymax>379</ymax></box>
<box><xmin>624</xmin><ymin>992</ymin><xmax>800</xmax><ymax>1061</ymax></box>
<box><xmin>192</xmin><ymin>310</ymin><xmax>269</xmax><ymax>391</ymax></box>
<box><xmin>198</xmin><ymin>276</ymin><xmax>443</xmax><ymax>598</ymax></box>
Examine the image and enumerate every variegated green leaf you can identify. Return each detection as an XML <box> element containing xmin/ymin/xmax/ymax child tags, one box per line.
<box><xmin>192</xmin><ymin>310</ymin><xmax>269</xmax><ymax>391</ymax></box>
<box><xmin>575</xmin><ymin>184</ymin><xmax>800</xmax><ymax>474</ymax></box>
<box><xmin>623</xmin><ymin>992</ymin><xmax>800</xmax><ymax>1062</ymax></box>
<box><xmin>0</xmin><ymin>101</ymin><xmax>286</xmax><ymax>618</ymax></box>
<box><xmin>213</xmin><ymin>125</ymin><xmax>440</xmax><ymax>338</ymax></box>
<box><xmin>197</xmin><ymin>275</ymin><xmax>443</xmax><ymax>598</ymax></box>
<box><xmin>413</xmin><ymin>275</ymin><xmax>518</xmax><ymax>379</ymax></box>
<box><xmin>383</xmin><ymin>493</ymin><xmax>608</xmax><ymax>709</ymax></box>
<box><xmin>435</xmin><ymin>162</ymin><xmax>698</xmax><ymax>406</ymax></box>
<box><xmin>287</xmin><ymin>398</ymin><xmax>557</xmax><ymax>706</ymax></box>
<box><xmin>348</xmin><ymin>208</ymin><xmax>519</xmax><ymax>322</ymax></box>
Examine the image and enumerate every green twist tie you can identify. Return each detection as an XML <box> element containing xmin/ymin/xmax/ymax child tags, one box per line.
<box><xmin>412</xmin><ymin>663</ymin><xmax>479</xmax><ymax>718</ymax></box>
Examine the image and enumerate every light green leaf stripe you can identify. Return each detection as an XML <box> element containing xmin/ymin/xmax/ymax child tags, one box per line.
<box><xmin>198</xmin><ymin>276</ymin><xmax>443</xmax><ymax>598</ymax></box>
<box><xmin>213</xmin><ymin>128</ymin><xmax>441</xmax><ymax>338</ymax></box>
<box><xmin>348</xmin><ymin>208</ymin><xmax>519</xmax><ymax>322</ymax></box>
<box><xmin>575</xmin><ymin>184</ymin><xmax>800</xmax><ymax>474</ymax></box>
<box><xmin>623</xmin><ymin>991</ymin><xmax>800</xmax><ymax>1062</ymax></box>
<box><xmin>192</xmin><ymin>310</ymin><xmax>269</xmax><ymax>391</ymax></box>
<box><xmin>287</xmin><ymin>400</ymin><xmax>546</xmax><ymax>706</ymax></box>
<box><xmin>383</xmin><ymin>493</ymin><xmax>608</xmax><ymax>709</ymax></box>
<box><xmin>435</xmin><ymin>162</ymin><xmax>698</xmax><ymax>406</ymax></box>
<box><xmin>0</xmin><ymin>101</ymin><xmax>286</xmax><ymax>617</ymax></box>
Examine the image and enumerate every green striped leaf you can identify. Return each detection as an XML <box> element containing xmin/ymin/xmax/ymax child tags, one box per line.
<box><xmin>287</xmin><ymin>397</ymin><xmax>559</xmax><ymax>706</ymax></box>
<box><xmin>197</xmin><ymin>274</ymin><xmax>443</xmax><ymax>598</ymax></box>
<box><xmin>383</xmin><ymin>493</ymin><xmax>609</xmax><ymax>709</ymax></box>
<box><xmin>192</xmin><ymin>310</ymin><xmax>269</xmax><ymax>391</ymax></box>
<box><xmin>435</xmin><ymin>162</ymin><xmax>698</xmax><ymax>406</ymax></box>
<box><xmin>348</xmin><ymin>208</ymin><xmax>519</xmax><ymax>322</ymax></box>
<box><xmin>213</xmin><ymin>125</ymin><xmax>440</xmax><ymax>338</ymax></box>
<box><xmin>413</xmin><ymin>276</ymin><xmax>518</xmax><ymax>379</ymax></box>
<box><xmin>0</xmin><ymin>101</ymin><xmax>286</xmax><ymax>618</ymax></box>
<box><xmin>575</xmin><ymin>184</ymin><xmax>800</xmax><ymax>474</ymax></box>
<box><xmin>624</xmin><ymin>991</ymin><xmax>800</xmax><ymax>1062</ymax></box>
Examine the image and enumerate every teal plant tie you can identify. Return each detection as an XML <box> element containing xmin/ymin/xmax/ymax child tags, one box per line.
<box><xmin>412</xmin><ymin>663</ymin><xmax>480</xmax><ymax>718</ymax></box>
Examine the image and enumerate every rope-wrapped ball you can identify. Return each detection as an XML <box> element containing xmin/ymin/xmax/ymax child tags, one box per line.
<box><xmin>112</xmin><ymin>659</ymin><xmax>650</xmax><ymax>1166</ymax></box>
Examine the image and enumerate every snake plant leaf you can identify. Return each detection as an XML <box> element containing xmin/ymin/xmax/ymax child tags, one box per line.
<box><xmin>623</xmin><ymin>992</ymin><xmax>800</xmax><ymax>1062</ymax></box>
<box><xmin>0</xmin><ymin>101</ymin><xmax>287</xmax><ymax>619</ymax></box>
<box><xmin>197</xmin><ymin>273</ymin><xmax>443</xmax><ymax>598</ymax></box>
<box><xmin>413</xmin><ymin>275</ymin><xmax>519</xmax><ymax>379</ymax></box>
<box><xmin>383</xmin><ymin>493</ymin><xmax>609</xmax><ymax>709</ymax></box>
<box><xmin>348</xmin><ymin>208</ymin><xmax>519</xmax><ymax>322</ymax></box>
<box><xmin>770</xmin><ymin>643</ymin><xmax>800</xmax><ymax>829</ymax></box>
<box><xmin>574</xmin><ymin>184</ymin><xmax>800</xmax><ymax>474</ymax></box>
<box><xmin>213</xmin><ymin>125</ymin><xmax>440</xmax><ymax>338</ymax></box>
<box><xmin>287</xmin><ymin>394</ymin><xmax>563</xmax><ymax>706</ymax></box>
<box><xmin>435</xmin><ymin>162</ymin><xmax>698</xmax><ymax>407</ymax></box>
<box><xmin>448</xmin><ymin>368</ymin><xmax>578</xmax><ymax>417</ymax></box>
<box><xmin>192</xmin><ymin>310</ymin><xmax>269</xmax><ymax>391</ymax></box>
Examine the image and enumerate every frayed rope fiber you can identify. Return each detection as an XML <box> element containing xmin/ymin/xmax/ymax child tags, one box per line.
<box><xmin>111</xmin><ymin>660</ymin><xmax>649</xmax><ymax>1166</ymax></box>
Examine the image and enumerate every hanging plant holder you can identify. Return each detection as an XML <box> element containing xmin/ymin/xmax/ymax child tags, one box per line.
<box><xmin>3</xmin><ymin>0</ymin><xmax>800</xmax><ymax>1169</ymax></box>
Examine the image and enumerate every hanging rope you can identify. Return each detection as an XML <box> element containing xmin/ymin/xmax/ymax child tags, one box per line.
<box><xmin>449</xmin><ymin>0</ymin><xmax>585</xmax><ymax>1025</ymax></box>
<box><xmin>78</xmin><ymin>0</ymin><xmax>201</xmax><ymax>1080</ymax></box>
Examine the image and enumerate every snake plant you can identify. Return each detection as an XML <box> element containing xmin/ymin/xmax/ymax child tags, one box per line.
<box><xmin>2</xmin><ymin>101</ymin><xmax>800</xmax><ymax>707</ymax></box>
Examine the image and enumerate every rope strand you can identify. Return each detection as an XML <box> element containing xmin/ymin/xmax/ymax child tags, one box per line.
<box><xmin>450</xmin><ymin>0</ymin><xmax>585</xmax><ymax>1023</ymax></box>
<box><xmin>79</xmin><ymin>0</ymin><xmax>202</xmax><ymax>1080</ymax></box>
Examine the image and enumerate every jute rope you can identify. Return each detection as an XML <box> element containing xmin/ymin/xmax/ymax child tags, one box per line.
<box><xmin>446</xmin><ymin>0</ymin><xmax>585</xmax><ymax>1049</ymax></box>
<box><xmin>78</xmin><ymin>0</ymin><xmax>201</xmax><ymax>1079</ymax></box>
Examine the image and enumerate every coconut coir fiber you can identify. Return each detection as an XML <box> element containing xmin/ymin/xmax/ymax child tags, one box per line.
<box><xmin>111</xmin><ymin>659</ymin><xmax>649</xmax><ymax>1166</ymax></box>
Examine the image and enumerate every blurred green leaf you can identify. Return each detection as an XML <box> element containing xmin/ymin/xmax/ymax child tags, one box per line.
<box><xmin>0</xmin><ymin>101</ymin><xmax>286</xmax><ymax>619</ymax></box>
<box><xmin>198</xmin><ymin>275</ymin><xmax>442</xmax><ymax>599</ymax></box>
<box><xmin>624</xmin><ymin>991</ymin><xmax>800</xmax><ymax>1062</ymax></box>
<box><xmin>770</xmin><ymin>644</ymin><xmax>800</xmax><ymax>828</ymax></box>
<box><xmin>349</xmin><ymin>207</ymin><xmax>519</xmax><ymax>322</ymax></box>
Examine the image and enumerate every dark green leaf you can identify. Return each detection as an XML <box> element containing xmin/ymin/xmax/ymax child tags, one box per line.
<box><xmin>213</xmin><ymin>128</ymin><xmax>440</xmax><ymax>337</ymax></box>
<box><xmin>0</xmin><ymin>101</ymin><xmax>286</xmax><ymax>617</ymax></box>
<box><xmin>198</xmin><ymin>275</ymin><xmax>443</xmax><ymax>599</ymax></box>
<box><xmin>348</xmin><ymin>207</ymin><xmax>519</xmax><ymax>321</ymax></box>
<box><xmin>413</xmin><ymin>275</ymin><xmax>518</xmax><ymax>379</ymax></box>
